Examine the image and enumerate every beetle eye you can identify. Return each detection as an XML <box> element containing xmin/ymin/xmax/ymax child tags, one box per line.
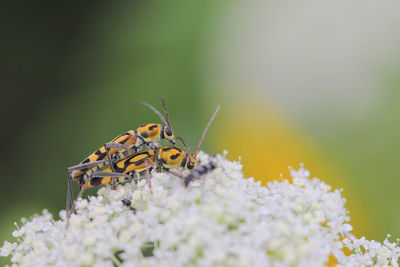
<box><xmin>166</xmin><ymin>128</ymin><xmax>172</xmax><ymax>136</ymax></box>
<box><xmin>187</xmin><ymin>162</ymin><xmax>194</xmax><ymax>169</ymax></box>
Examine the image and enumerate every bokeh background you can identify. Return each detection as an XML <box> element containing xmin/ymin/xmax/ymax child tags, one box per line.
<box><xmin>2</xmin><ymin>1</ymin><xmax>400</xmax><ymax>264</ymax></box>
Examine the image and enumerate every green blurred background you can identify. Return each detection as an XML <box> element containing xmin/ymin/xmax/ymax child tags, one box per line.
<box><xmin>1</xmin><ymin>1</ymin><xmax>400</xmax><ymax>263</ymax></box>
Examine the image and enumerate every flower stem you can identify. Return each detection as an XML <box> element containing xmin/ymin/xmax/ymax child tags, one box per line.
<box><xmin>111</xmin><ymin>254</ymin><xmax>122</xmax><ymax>267</ymax></box>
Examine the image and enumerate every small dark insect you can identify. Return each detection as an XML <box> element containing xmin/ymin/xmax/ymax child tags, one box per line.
<box><xmin>122</xmin><ymin>198</ymin><xmax>137</xmax><ymax>214</ymax></box>
<box><xmin>184</xmin><ymin>162</ymin><xmax>216</xmax><ymax>187</ymax></box>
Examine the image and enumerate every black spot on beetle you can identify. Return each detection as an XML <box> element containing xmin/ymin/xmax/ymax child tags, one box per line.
<box><xmin>149</xmin><ymin>124</ymin><xmax>158</xmax><ymax>130</ymax></box>
<box><xmin>161</xmin><ymin>147</ymin><xmax>172</xmax><ymax>152</ymax></box>
<box><xmin>141</xmin><ymin>132</ymin><xmax>149</xmax><ymax>138</ymax></box>
<box><xmin>94</xmin><ymin>149</ymin><xmax>106</xmax><ymax>159</ymax></box>
<box><xmin>170</xmin><ymin>153</ymin><xmax>180</xmax><ymax>160</ymax></box>
<box><xmin>90</xmin><ymin>178</ymin><xmax>103</xmax><ymax>186</ymax></box>
<box><xmin>119</xmin><ymin>136</ymin><xmax>130</xmax><ymax>144</ymax></box>
<box><xmin>134</xmin><ymin>159</ymin><xmax>145</xmax><ymax>166</ymax></box>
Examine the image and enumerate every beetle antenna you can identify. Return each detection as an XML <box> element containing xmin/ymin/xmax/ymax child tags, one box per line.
<box><xmin>176</xmin><ymin>136</ymin><xmax>192</xmax><ymax>156</ymax></box>
<box><xmin>137</xmin><ymin>102</ymin><xmax>168</xmax><ymax>126</ymax></box>
<box><xmin>159</xmin><ymin>96</ymin><xmax>171</xmax><ymax>129</ymax></box>
<box><xmin>193</xmin><ymin>105</ymin><xmax>220</xmax><ymax>159</ymax></box>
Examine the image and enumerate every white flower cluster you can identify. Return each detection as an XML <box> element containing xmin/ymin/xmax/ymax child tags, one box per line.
<box><xmin>1</xmin><ymin>152</ymin><xmax>399</xmax><ymax>266</ymax></box>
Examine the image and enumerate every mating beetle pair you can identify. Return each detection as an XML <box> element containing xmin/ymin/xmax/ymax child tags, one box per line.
<box><xmin>66</xmin><ymin>97</ymin><xmax>219</xmax><ymax>220</ymax></box>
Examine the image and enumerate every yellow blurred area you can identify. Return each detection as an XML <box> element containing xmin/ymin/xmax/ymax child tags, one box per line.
<box><xmin>211</xmin><ymin>94</ymin><xmax>371</xmax><ymax>237</ymax></box>
<box><xmin>326</xmin><ymin>253</ymin><xmax>339</xmax><ymax>266</ymax></box>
